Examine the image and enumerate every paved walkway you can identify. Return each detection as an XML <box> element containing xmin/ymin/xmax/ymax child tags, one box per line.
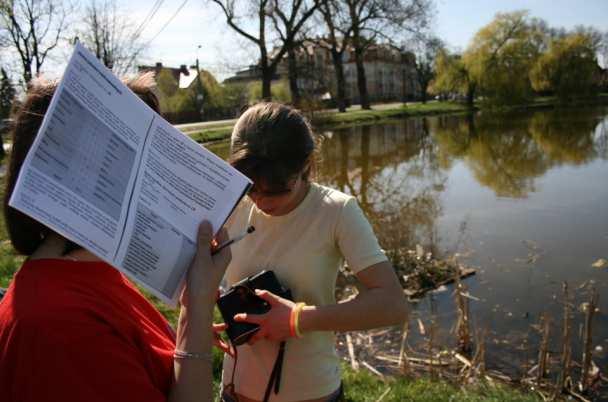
<box><xmin>174</xmin><ymin>101</ymin><xmax>421</xmax><ymax>133</ymax></box>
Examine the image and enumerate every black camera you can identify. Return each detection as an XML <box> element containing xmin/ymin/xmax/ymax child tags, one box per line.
<box><xmin>217</xmin><ymin>270</ymin><xmax>292</xmax><ymax>346</ymax></box>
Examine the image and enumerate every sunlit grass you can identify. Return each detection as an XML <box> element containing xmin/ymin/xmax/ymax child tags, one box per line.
<box><xmin>341</xmin><ymin>365</ymin><xmax>540</xmax><ymax>401</ymax></box>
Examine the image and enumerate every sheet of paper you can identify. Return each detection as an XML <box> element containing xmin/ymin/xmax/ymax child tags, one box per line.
<box><xmin>9</xmin><ymin>43</ymin><xmax>251</xmax><ymax>306</ymax></box>
<box><xmin>114</xmin><ymin>117</ymin><xmax>250</xmax><ymax>304</ymax></box>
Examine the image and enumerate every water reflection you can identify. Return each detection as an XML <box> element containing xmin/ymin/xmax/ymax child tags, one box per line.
<box><xmin>315</xmin><ymin>106</ymin><xmax>608</xmax><ymax>383</ymax></box>
<box><xmin>318</xmin><ymin>119</ymin><xmax>446</xmax><ymax>258</ymax></box>
<box><xmin>430</xmin><ymin>108</ymin><xmax>607</xmax><ymax>198</ymax></box>
<box><xmin>317</xmin><ymin>107</ymin><xmax>608</xmax><ymax>257</ymax></box>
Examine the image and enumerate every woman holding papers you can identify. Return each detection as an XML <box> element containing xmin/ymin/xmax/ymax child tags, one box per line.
<box><xmin>0</xmin><ymin>77</ymin><xmax>230</xmax><ymax>402</ymax></box>
<box><xmin>221</xmin><ymin>102</ymin><xmax>409</xmax><ymax>402</ymax></box>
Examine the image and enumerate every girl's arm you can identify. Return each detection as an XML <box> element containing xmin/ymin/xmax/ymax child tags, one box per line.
<box><xmin>300</xmin><ymin>260</ymin><xmax>408</xmax><ymax>333</ymax></box>
<box><xmin>235</xmin><ymin>260</ymin><xmax>408</xmax><ymax>342</ymax></box>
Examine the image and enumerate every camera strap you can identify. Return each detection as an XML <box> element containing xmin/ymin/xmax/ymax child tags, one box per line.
<box><xmin>263</xmin><ymin>341</ymin><xmax>286</xmax><ymax>402</ymax></box>
<box><xmin>225</xmin><ymin>341</ymin><xmax>286</xmax><ymax>402</ymax></box>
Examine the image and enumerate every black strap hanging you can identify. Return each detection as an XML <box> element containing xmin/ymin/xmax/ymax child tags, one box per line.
<box><xmin>263</xmin><ymin>341</ymin><xmax>286</xmax><ymax>402</ymax></box>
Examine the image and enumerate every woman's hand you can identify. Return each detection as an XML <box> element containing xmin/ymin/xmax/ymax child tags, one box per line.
<box><xmin>181</xmin><ymin>221</ymin><xmax>231</xmax><ymax>307</ymax></box>
<box><xmin>212</xmin><ymin>323</ymin><xmax>234</xmax><ymax>356</ymax></box>
<box><xmin>233</xmin><ymin>289</ymin><xmax>296</xmax><ymax>343</ymax></box>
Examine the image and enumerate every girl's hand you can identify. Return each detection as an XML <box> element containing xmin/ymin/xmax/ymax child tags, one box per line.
<box><xmin>212</xmin><ymin>323</ymin><xmax>234</xmax><ymax>356</ymax></box>
<box><xmin>181</xmin><ymin>221</ymin><xmax>231</xmax><ymax>307</ymax></box>
<box><xmin>233</xmin><ymin>289</ymin><xmax>296</xmax><ymax>343</ymax></box>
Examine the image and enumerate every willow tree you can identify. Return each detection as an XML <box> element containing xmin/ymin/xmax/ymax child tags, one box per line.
<box><xmin>462</xmin><ymin>10</ymin><xmax>544</xmax><ymax>106</ymax></box>
<box><xmin>530</xmin><ymin>33</ymin><xmax>599</xmax><ymax>100</ymax></box>
<box><xmin>431</xmin><ymin>49</ymin><xmax>476</xmax><ymax>106</ymax></box>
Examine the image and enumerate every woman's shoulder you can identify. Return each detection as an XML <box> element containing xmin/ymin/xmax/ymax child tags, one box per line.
<box><xmin>311</xmin><ymin>183</ymin><xmax>354</xmax><ymax>208</ymax></box>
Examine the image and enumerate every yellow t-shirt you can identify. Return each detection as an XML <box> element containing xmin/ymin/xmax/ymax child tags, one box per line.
<box><xmin>222</xmin><ymin>183</ymin><xmax>387</xmax><ymax>401</ymax></box>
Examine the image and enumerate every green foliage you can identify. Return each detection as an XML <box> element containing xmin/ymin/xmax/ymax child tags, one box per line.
<box><xmin>530</xmin><ymin>33</ymin><xmax>599</xmax><ymax>100</ymax></box>
<box><xmin>463</xmin><ymin>11</ymin><xmax>542</xmax><ymax>106</ymax></box>
<box><xmin>431</xmin><ymin>12</ymin><xmax>605</xmax><ymax>106</ymax></box>
<box><xmin>0</xmin><ymin>68</ymin><xmax>15</xmax><ymax>119</ymax></box>
<box><xmin>431</xmin><ymin>50</ymin><xmax>476</xmax><ymax>104</ymax></box>
<box><xmin>196</xmin><ymin>76</ymin><xmax>248</xmax><ymax>120</ymax></box>
<box><xmin>156</xmin><ymin>68</ymin><xmax>249</xmax><ymax>123</ymax></box>
<box><xmin>248</xmin><ymin>80</ymin><xmax>291</xmax><ymax>103</ymax></box>
<box><xmin>156</xmin><ymin>69</ymin><xmax>179</xmax><ymax>98</ymax></box>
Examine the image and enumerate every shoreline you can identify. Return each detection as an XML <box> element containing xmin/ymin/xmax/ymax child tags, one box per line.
<box><xmin>184</xmin><ymin>94</ymin><xmax>608</xmax><ymax>145</ymax></box>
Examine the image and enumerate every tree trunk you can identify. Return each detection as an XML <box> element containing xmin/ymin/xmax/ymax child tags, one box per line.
<box><xmin>354</xmin><ymin>45</ymin><xmax>370</xmax><ymax>109</ymax></box>
<box><xmin>330</xmin><ymin>49</ymin><xmax>347</xmax><ymax>112</ymax></box>
<box><xmin>262</xmin><ymin>70</ymin><xmax>273</xmax><ymax>101</ymax></box>
<box><xmin>360</xmin><ymin>126</ymin><xmax>371</xmax><ymax>206</ymax></box>
<box><xmin>466</xmin><ymin>83</ymin><xmax>476</xmax><ymax>107</ymax></box>
<box><xmin>260</xmin><ymin>49</ymin><xmax>274</xmax><ymax>101</ymax></box>
<box><xmin>23</xmin><ymin>61</ymin><xmax>32</xmax><ymax>85</ymax></box>
<box><xmin>287</xmin><ymin>46</ymin><xmax>301</xmax><ymax>106</ymax></box>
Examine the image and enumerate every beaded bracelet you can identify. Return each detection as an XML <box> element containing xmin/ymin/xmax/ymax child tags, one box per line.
<box><xmin>173</xmin><ymin>349</ymin><xmax>213</xmax><ymax>361</ymax></box>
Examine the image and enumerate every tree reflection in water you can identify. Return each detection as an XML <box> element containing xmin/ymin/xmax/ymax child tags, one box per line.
<box><xmin>318</xmin><ymin>119</ymin><xmax>446</xmax><ymax>262</ymax></box>
<box><xmin>316</xmin><ymin>107</ymin><xmax>608</xmax><ymax>282</ymax></box>
<box><xmin>431</xmin><ymin>108</ymin><xmax>608</xmax><ymax>198</ymax></box>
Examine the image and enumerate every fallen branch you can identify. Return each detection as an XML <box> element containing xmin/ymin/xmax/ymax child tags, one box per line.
<box><xmin>374</xmin><ymin>387</ymin><xmax>391</xmax><ymax>402</ymax></box>
<box><xmin>361</xmin><ymin>360</ymin><xmax>384</xmax><ymax>379</ymax></box>
<box><xmin>346</xmin><ymin>333</ymin><xmax>359</xmax><ymax>370</ymax></box>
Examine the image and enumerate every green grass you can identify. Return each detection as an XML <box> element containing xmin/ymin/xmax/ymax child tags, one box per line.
<box><xmin>182</xmin><ymin>101</ymin><xmax>473</xmax><ymax>144</ymax></box>
<box><xmin>181</xmin><ymin>95</ymin><xmax>608</xmax><ymax>145</ymax></box>
<box><xmin>188</xmin><ymin>126</ymin><xmax>234</xmax><ymax>143</ymax></box>
<box><xmin>313</xmin><ymin>101</ymin><xmax>473</xmax><ymax>128</ymax></box>
<box><xmin>340</xmin><ymin>366</ymin><xmax>540</xmax><ymax>402</ymax></box>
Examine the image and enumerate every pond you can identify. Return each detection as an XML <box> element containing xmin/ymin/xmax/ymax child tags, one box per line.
<box><xmin>211</xmin><ymin>106</ymin><xmax>608</xmax><ymax>383</ymax></box>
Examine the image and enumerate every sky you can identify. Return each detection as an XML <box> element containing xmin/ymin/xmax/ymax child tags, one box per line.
<box><xmin>5</xmin><ymin>0</ymin><xmax>608</xmax><ymax>82</ymax></box>
<box><xmin>123</xmin><ymin>0</ymin><xmax>608</xmax><ymax>81</ymax></box>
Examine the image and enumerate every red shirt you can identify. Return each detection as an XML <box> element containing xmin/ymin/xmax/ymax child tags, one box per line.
<box><xmin>0</xmin><ymin>259</ymin><xmax>176</xmax><ymax>402</ymax></box>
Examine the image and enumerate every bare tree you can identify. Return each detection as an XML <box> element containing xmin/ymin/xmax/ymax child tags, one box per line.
<box><xmin>0</xmin><ymin>0</ymin><xmax>71</xmax><ymax>85</ymax></box>
<box><xmin>210</xmin><ymin>0</ymin><xmax>319</xmax><ymax>101</ymax></box>
<box><xmin>79</xmin><ymin>0</ymin><xmax>147</xmax><ymax>76</ymax></box>
<box><xmin>345</xmin><ymin>0</ymin><xmax>433</xmax><ymax>109</ymax></box>
<box><xmin>411</xmin><ymin>34</ymin><xmax>443</xmax><ymax>103</ymax></box>
<box><xmin>316</xmin><ymin>0</ymin><xmax>352</xmax><ymax>112</ymax></box>
<box><xmin>268</xmin><ymin>0</ymin><xmax>320</xmax><ymax>106</ymax></box>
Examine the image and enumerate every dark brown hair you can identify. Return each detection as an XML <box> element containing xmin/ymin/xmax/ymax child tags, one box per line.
<box><xmin>228</xmin><ymin>102</ymin><xmax>317</xmax><ymax>191</ymax></box>
<box><xmin>3</xmin><ymin>73</ymin><xmax>160</xmax><ymax>255</ymax></box>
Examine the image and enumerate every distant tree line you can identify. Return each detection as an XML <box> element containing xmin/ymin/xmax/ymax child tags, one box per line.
<box><xmin>210</xmin><ymin>0</ymin><xmax>434</xmax><ymax>111</ymax></box>
<box><xmin>431</xmin><ymin>11</ymin><xmax>608</xmax><ymax>106</ymax></box>
<box><xmin>2</xmin><ymin>2</ymin><xmax>607</xmax><ymax>124</ymax></box>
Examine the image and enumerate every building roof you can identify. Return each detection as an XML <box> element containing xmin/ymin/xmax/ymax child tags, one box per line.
<box><xmin>138</xmin><ymin>62</ymin><xmax>198</xmax><ymax>89</ymax></box>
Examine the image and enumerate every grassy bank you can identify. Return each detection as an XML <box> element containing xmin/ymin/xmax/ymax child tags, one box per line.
<box><xmin>185</xmin><ymin>101</ymin><xmax>473</xmax><ymax>143</ymax></box>
<box><xmin>312</xmin><ymin>101</ymin><xmax>472</xmax><ymax>128</ymax></box>
<box><xmin>185</xmin><ymin>94</ymin><xmax>608</xmax><ymax>144</ymax></box>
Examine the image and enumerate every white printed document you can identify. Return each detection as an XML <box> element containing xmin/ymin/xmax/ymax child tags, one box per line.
<box><xmin>9</xmin><ymin>43</ymin><xmax>252</xmax><ymax>306</ymax></box>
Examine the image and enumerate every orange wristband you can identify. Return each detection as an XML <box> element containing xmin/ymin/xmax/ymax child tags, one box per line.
<box><xmin>294</xmin><ymin>303</ymin><xmax>305</xmax><ymax>337</ymax></box>
<box><xmin>289</xmin><ymin>303</ymin><xmax>306</xmax><ymax>338</ymax></box>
